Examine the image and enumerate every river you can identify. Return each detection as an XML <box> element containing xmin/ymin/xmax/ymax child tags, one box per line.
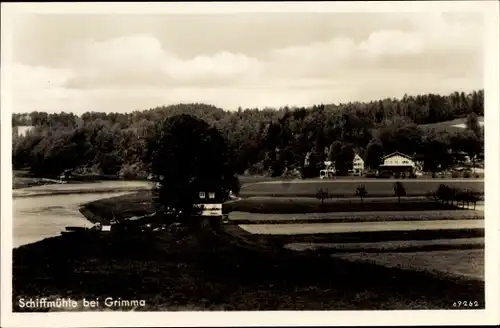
<box><xmin>12</xmin><ymin>181</ymin><xmax>152</xmax><ymax>248</ymax></box>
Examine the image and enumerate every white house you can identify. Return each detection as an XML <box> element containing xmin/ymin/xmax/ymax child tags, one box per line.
<box><xmin>379</xmin><ymin>152</ymin><xmax>415</xmax><ymax>177</ymax></box>
<box><xmin>352</xmin><ymin>154</ymin><xmax>365</xmax><ymax>176</ymax></box>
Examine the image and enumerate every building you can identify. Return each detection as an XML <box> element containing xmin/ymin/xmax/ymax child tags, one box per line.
<box><xmin>352</xmin><ymin>154</ymin><xmax>365</xmax><ymax>176</ymax></box>
<box><xmin>378</xmin><ymin>152</ymin><xmax>415</xmax><ymax>178</ymax></box>
<box><xmin>196</xmin><ymin>190</ymin><xmax>223</xmax><ymax>217</ymax></box>
<box><xmin>12</xmin><ymin>125</ymin><xmax>35</xmax><ymax>138</ymax></box>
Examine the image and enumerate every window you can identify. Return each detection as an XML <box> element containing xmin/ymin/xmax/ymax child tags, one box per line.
<box><xmin>403</xmin><ymin>160</ymin><xmax>409</xmax><ymax>164</ymax></box>
<box><xmin>199</xmin><ymin>192</ymin><xmax>205</xmax><ymax>199</ymax></box>
<box><xmin>209</xmin><ymin>192</ymin><xmax>215</xmax><ymax>199</ymax></box>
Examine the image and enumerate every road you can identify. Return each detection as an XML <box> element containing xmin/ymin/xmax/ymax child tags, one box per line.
<box><xmin>12</xmin><ymin>181</ymin><xmax>151</xmax><ymax>248</ymax></box>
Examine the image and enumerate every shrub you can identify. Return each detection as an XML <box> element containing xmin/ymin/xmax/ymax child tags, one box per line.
<box><xmin>118</xmin><ymin>163</ymin><xmax>149</xmax><ymax>180</ymax></box>
<box><xmin>463</xmin><ymin>171</ymin><xmax>472</xmax><ymax>178</ymax></box>
<box><xmin>451</xmin><ymin>171</ymin><xmax>460</xmax><ymax>178</ymax></box>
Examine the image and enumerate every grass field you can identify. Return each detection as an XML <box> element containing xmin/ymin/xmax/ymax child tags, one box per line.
<box><xmin>333</xmin><ymin>249</ymin><xmax>484</xmax><ymax>282</ymax></box>
<box><xmin>240</xmin><ymin>179</ymin><xmax>484</xmax><ymax>198</ymax></box>
<box><xmin>418</xmin><ymin>116</ymin><xmax>484</xmax><ymax>134</ymax></box>
<box><xmin>228</xmin><ymin>209</ymin><xmax>483</xmax><ymax>224</ymax></box>
<box><xmin>224</xmin><ymin>196</ymin><xmax>464</xmax><ymax>214</ymax></box>
<box><xmin>12</xmin><ymin>226</ymin><xmax>484</xmax><ymax>311</ymax></box>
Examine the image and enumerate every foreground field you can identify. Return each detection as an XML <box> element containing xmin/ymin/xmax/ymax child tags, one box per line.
<box><xmin>333</xmin><ymin>249</ymin><xmax>484</xmax><ymax>282</ymax></box>
<box><xmin>240</xmin><ymin>179</ymin><xmax>484</xmax><ymax>198</ymax></box>
<box><xmin>12</xmin><ymin>227</ymin><xmax>484</xmax><ymax>311</ymax></box>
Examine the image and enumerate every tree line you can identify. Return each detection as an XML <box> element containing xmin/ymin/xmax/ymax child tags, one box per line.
<box><xmin>12</xmin><ymin>90</ymin><xmax>484</xmax><ymax>180</ymax></box>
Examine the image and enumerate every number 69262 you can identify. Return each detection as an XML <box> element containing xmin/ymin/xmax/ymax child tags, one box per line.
<box><xmin>453</xmin><ymin>301</ymin><xmax>480</xmax><ymax>307</ymax></box>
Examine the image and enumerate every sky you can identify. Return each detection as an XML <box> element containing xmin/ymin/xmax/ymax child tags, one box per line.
<box><xmin>6</xmin><ymin>7</ymin><xmax>485</xmax><ymax>114</ymax></box>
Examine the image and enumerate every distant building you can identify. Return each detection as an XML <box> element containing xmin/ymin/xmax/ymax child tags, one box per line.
<box><xmin>378</xmin><ymin>152</ymin><xmax>415</xmax><ymax>177</ymax></box>
<box><xmin>12</xmin><ymin>125</ymin><xmax>34</xmax><ymax>137</ymax></box>
<box><xmin>352</xmin><ymin>154</ymin><xmax>365</xmax><ymax>176</ymax></box>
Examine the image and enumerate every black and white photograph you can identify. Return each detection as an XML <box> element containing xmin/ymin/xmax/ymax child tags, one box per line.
<box><xmin>1</xmin><ymin>1</ymin><xmax>499</xmax><ymax>327</ymax></box>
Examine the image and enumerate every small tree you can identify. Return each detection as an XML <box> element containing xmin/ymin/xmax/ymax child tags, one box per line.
<box><xmin>316</xmin><ymin>188</ymin><xmax>329</xmax><ymax>204</ymax></box>
<box><xmin>393</xmin><ymin>181</ymin><xmax>406</xmax><ymax>203</ymax></box>
<box><xmin>464</xmin><ymin>189</ymin><xmax>481</xmax><ymax>210</ymax></box>
<box><xmin>355</xmin><ymin>185</ymin><xmax>368</xmax><ymax>205</ymax></box>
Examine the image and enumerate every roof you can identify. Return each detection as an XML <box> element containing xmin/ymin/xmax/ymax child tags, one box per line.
<box><xmin>382</xmin><ymin>151</ymin><xmax>414</xmax><ymax>161</ymax></box>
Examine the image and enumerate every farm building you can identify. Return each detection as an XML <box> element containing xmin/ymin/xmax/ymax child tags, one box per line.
<box><xmin>378</xmin><ymin>152</ymin><xmax>416</xmax><ymax>178</ymax></box>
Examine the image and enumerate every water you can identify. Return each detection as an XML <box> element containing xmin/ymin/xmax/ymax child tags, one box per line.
<box><xmin>12</xmin><ymin>181</ymin><xmax>150</xmax><ymax>248</ymax></box>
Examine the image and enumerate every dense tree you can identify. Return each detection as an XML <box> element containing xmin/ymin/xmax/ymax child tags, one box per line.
<box><xmin>147</xmin><ymin>114</ymin><xmax>240</xmax><ymax>219</ymax></box>
<box><xmin>336</xmin><ymin>144</ymin><xmax>355</xmax><ymax>176</ymax></box>
<box><xmin>11</xmin><ymin>90</ymin><xmax>485</xmax><ymax>179</ymax></box>
<box><xmin>364</xmin><ymin>138</ymin><xmax>384</xmax><ymax>169</ymax></box>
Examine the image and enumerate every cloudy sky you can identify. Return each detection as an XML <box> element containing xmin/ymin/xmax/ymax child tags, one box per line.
<box><xmin>7</xmin><ymin>7</ymin><xmax>485</xmax><ymax>114</ymax></box>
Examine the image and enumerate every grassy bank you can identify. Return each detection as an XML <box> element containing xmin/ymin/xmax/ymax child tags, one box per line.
<box><xmin>240</xmin><ymin>180</ymin><xmax>484</xmax><ymax>198</ymax></box>
<box><xmin>12</xmin><ymin>177</ymin><xmax>56</xmax><ymax>190</ymax></box>
<box><xmin>80</xmin><ymin>191</ymin><xmax>156</xmax><ymax>223</ymax></box>
<box><xmin>12</xmin><ymin>227</ymin><xmax>484</xmax><ymax>311</ymax></box>
<box><xmin>79</xmin><ymin>190</ymin><xmax>482</xmax><ymax>224</ymax></box>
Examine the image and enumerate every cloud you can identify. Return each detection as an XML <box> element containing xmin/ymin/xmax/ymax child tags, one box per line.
<box><xmin>61</xmin><ymin>34</ymin><xmax>262</xmax><ymax>89</ymax></box>
<box><xmin>8</xmin><ymin>12</ymin><xmax>484</xmax><ymax>113</ymax></box>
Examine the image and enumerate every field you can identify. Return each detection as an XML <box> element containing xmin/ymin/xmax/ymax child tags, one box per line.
<box><xmin>239</xmin><ymin>179</ymin><xmax>484</xmax><ymax>198</ymax></box>
<box><xmin>12</xmin><ymin>223</ymin><xmax>484</xmax><ymax>311</ymax></box>
<box><xmin>224</xmin><ymin>196</ymin><xmax>469</xmax><ymax>214</ymax></box>
<box><xmin>418</xmin><ymin>116</ymin><xmax>484</xmax><ymax>134</ymax></box>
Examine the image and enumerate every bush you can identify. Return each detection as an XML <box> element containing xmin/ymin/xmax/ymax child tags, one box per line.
<box><xmin>451</xmin><ymin>171</ymin><xmax>460</xmax><ymax>178</ymax></box>
<box><xmin>118</xmin><ymin>163</ymin><xmax>149</xmax><ymax>180</ymax></box>
<box><xmin>463</xmin><ymin>171</ymin><xmax>472</xmax><ymax>178</ymax></box>
<box><xmin>435</xmin><ymin>184</ymin><xmax>454</xmax><ymax>204</ymax></box>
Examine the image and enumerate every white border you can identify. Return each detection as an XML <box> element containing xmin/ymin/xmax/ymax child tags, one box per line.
<box><xmin>1</xmin><ymin>1</ymin><xmax>499</xmax><ymax>327</ymax></box>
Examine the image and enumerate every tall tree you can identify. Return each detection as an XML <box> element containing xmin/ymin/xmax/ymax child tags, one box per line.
<box><xmin>336</xmin><ymin>144</ymin><xmax>355</xmax><ymax>176</ymax></box>
<box><xmin>148</xmin><ymin>114</ymin><xmax>240</xmax><ymax>220</ymax></box>
<box><xmin>365</xmin><ymin>138</ymin><xmax>384</xmax><ymax>169</ymax></box>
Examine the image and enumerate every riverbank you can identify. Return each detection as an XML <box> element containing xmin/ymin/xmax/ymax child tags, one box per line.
<box><xmin>12</xmin><ymin>181</ymin><xmax>152</xmax><ymax>198</ymax></box>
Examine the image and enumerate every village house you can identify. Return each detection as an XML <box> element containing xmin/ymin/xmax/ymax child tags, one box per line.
<box><xmin>320</xmin><ymin>160</ymin><xmax>335</xmax><ymax>179</ymax></box>
<box><xmin>352</xmin><ymin>154</ymin><xmax>365</xmax><ymax>176</ymax></box>
<box><xmin>197</xmin><ymin>190</ymin><xmax>223</xmax><ymax>217</ymax></box>
<box><xmin>378</xmin><ymin>152</ymin><xmax>416</xmax><ymax>178</ymax></box>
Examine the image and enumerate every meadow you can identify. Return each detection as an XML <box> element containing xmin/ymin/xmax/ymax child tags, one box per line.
<box><xmin>239</xmin><ymin>179</ymin><xmax>484</xmax><ymax>198</ymax></box>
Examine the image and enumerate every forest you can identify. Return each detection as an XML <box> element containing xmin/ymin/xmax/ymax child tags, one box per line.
<box><xmin>12</xmin><ymin>90</ymin><xmax>484</xmax><ymax>179</ymax></box>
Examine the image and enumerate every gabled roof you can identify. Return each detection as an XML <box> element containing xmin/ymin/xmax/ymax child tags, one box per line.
<box><xmin>383</xmin><ymin>151</ymin><xmax>414</xmax><ymax>161</ymax></box>
<box><xmin>353</xmin><ymin>153</ymin><xmax>364</xmax><ymax>161</ymax></box>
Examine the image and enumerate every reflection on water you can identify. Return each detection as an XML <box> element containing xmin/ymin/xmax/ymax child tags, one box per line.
<box><xmin>13</xmin><ymin>187</ymin><xmax>134</xmax><ymax>248</ymax></box>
